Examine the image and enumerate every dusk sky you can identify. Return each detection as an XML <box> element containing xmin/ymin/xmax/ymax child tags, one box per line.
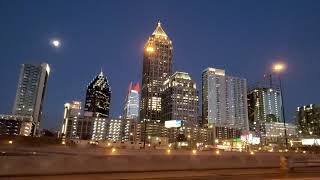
<box><xmin>1</xmin><ymin>0</ymin><xmax>320</xmax><ymax>130</ymax></box>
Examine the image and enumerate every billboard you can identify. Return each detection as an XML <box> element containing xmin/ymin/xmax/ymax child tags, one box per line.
<box><xmin>241</xmin><ymin>134</ymin><xmax>260</xmax><ymax>145</ymax></box>
<box><xmin>302</xmin><ymin>139</ymin><xmax>320</xmax><ymax>146</ymax></box>
<box><xmin>165</xmin><ymin>120</ymin><xmax>182</xmax><ymax>128</ymax></box>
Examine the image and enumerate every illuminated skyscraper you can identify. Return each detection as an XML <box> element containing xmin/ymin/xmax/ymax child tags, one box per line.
<box><xmin>12</xmin><ymin>63</ymin><xmax>50</xmax><ymax>136</ymax></box>
<box><xmin>248</xmin><ymin>88</ymin><xmax>282</xmax><ymax>124</ymax></box>
<box><xmin>84</xmin><ymin>70</ymin><xmax>111</xmax><ymax>117</ymax></box>
<box><xmin>202</xmin><ymin>67</ymin><xmax>248</xmax><ymax>131</ymax></box>
<box><xmin>296</xmin><ymin>104</ymin><xmax>320</xmax><ymax>138</ymax></box>
<box><xmin>247</xmin><ymin>74</ymin><xmax>283</xmax><ymax>137</ymax></box>
<box><xmin>124</xmin><ymin>82</ymin><xmax>140</xmax><ymax>120</ymax></box>
<box><xmin>61</xmin><ymin>101</ymin><xmax>81</xmax><ymax>138</ymax></box>
<box><xmin>202</xmin><ymin>68</ymin><xmax>226</xmax><ymax>128</ymax></box>
<box><xmin>140</xmin><ymin>21</ymin><xmax>173</xmax><ymax>136</ymax></box>
<box><xmin>162</xmin><ymin>72</ymin><xmax>198</xmax><ymax>127</ymax></box>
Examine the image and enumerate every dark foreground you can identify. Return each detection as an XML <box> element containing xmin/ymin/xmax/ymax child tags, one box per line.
<box><xmin>3</xmin><ymin>168</ymin><xmax>320</xmax><ymax>180</ymax></box>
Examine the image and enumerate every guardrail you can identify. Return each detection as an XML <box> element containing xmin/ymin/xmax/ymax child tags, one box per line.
<box><xmin>280</xmin><ymin>155</ymin><xmax>320</xmax><ymax>172</ymax></box>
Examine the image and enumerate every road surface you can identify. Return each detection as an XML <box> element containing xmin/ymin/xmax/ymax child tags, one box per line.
<box><xmin>3</xmin><ymin>168</ymin><xmax>320</xmax><ymax>180</ymax></box>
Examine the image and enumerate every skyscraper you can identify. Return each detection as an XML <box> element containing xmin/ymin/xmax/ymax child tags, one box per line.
<box><xmin>84</xmin><ymin>70</ymin><xmax>111</xmax><ymax>117</ymax></box>
<box><xmin>296</xmin><ymin>104</ymin><xmax>320</xmax><ymax>138</ymax></box>
<box><xmin>140</xmin><ymin>21</ymin><xmax>173</xmax><ymax>136</ymax></box>
<box><xmin>201</xmin><ymin>68</ymin><xmax>226</xmax><ymax>128</ymax></box>
<box><xmin>248</xmin><ymin>87</ymin><xmax>282</xmax><ymax>126</ymax></box>
<box><xmin>202</xmin><ymin>67</ymin><xmax>248</xmax><ymax>131</ymax></box>
<box><xmin>124</xmin><ymin>82</ymin><xmax>140</xmax><ymax>120</ymax></box>
<box><xmin>12</xmin><ymin>63</ymin><xmax>50</xmax><ymax>136</ymax></box>
<box><xmin>161</xmin><ymin>72</ymin><xmax>198</xmax><ymax>127</ymax></box>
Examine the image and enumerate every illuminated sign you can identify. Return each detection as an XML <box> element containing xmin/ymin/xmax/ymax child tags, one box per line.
<box><xmin>165</xmin><ymin>120</ymin><xmax>182</xmax><ymax>128</ymax></box>
<box><xmin>241</xmin><ymin>134</ymin><xmax>260</xmax><ymax>145</ymax></box>
<box><xmin>302</xmin><ymin>139</ymin><xmax>320</xmax><ymax>146</ymax></box>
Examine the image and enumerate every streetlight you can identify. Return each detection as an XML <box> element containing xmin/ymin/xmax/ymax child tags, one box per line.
<box><xmin>272</xmin><ymin>62</ymin><xmax>288</xmax><ymax>149</ymax></box>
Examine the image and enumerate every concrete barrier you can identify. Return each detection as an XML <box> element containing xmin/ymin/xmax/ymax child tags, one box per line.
<box><xmin>0</xmin><ymin>154</ymin><xmax>280</xmax><ymax>176</ymax></box>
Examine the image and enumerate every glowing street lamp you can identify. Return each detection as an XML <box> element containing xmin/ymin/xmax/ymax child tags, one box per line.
<box><xmin>192</xmin><ymin>149</ymin><xmax>197</xmax><ymax>155</ymax></box>
<box><xmin>167</xmin><ymin>149</ymin><xmax>171</xmax><ymax>154</ymax></box>
<box><xmin>272</xmin><ymin>63</ymin><xmax>286</xmax><ymax>73</ymax></box>
<box><xmin>272</xmin><ymin>62</ymin><xmax>288</xmax><ymax>149</ymax></box>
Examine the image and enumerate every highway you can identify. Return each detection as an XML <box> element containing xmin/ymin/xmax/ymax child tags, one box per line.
<box><xmin>1</xmin><ymin>146</ymin><xmax>320</xmax><ymax>179</ymax></box>
<box><xmin>3</xmin><ymin>169</ymin><xmax>320</xmax><ymax>180</ymax></box>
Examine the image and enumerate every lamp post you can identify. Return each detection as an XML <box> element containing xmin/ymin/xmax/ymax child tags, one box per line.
<box><xmin>272</xmin><ymin>62</ymin><xmax>288</xmax><ymax>149</ymax></box>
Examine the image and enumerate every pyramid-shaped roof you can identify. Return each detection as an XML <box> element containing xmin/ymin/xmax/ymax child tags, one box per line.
<box><xmin>152</xmin><ymin>21</ymin><xmax>168</xmax><ymax>37</ymax></box>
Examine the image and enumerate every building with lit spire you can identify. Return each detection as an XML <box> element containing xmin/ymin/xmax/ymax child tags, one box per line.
<box><xmin>84</xmin><ymin>70</ymin><xmax>111</xmax><ymax>117</ymax></box>
<box><xmin>140</xmin><ymin>21</ymin><xmax>173</xmax><ymax>137</ymax></box>
<box><xmin>124</xmin><ymin>82</ymin><xmax>140</xmax><ymax>120</ymax></box>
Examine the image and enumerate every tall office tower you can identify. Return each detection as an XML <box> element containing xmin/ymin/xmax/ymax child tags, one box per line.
<box><xmin>140</xmin><ymin>21</ymin><xmax>173</xmax><ymax>136</ymax></box>
<box><xmin>124</xmin><ymin>82</ymin><xmax>140</xmax><ymax>120</ymax></box>
<box><xmin>162</xmin><ymin>72</ymin><xmax>198</xmax><ymax>127</ymax></box>
<box><xmin>12</xmin><ymin>63</ymin><xmax>50</xmax><ymax>136</ymax></box>
<box><xmin>202</xmin><ymin>67</ymin><xmax>249</xmax><ymax>131</ymax></box>
<box><xmin>84</xmin><ymin>70</ymin><xmax>111</xmax><ymax>117</ymax></box>
<box><xmin>61</xmin><ymin>101</ymin><xmax>81</xmax><ymax>138</ymax></box>
<box><xmin>296</xmin><ymin>104</ymin><xmax>320</xmax><ymax>138</ymax></box>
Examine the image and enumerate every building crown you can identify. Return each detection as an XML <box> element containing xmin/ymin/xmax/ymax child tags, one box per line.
<box><xmin>152</xmin><ymin>20</ymin><xmax>168</xmax><ymax>37</ymax></box>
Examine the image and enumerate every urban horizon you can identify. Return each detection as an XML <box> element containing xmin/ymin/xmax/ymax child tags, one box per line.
<box><xmin>0</xmin><ymin>1</ymin><xmax>319</xmax><ymax>131</ymax></box>
<box><xmin>2</xmin><ymin>1</ymin><xmax>320</xmax><ymax>179</ymax></box>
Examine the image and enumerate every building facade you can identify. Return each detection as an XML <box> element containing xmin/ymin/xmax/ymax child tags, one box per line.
<box><xmin>248</xmin><ymin>87</ymin><xmax>282</xmax><ymax>133</ymax></box>
<box><xmin>140</xmin><ymin>21</ymin><xmax>173</xmax><ymax>137</ymax></box>
<box><xmin>215</xmin><ymin>126</ymin><xmax>242</xmax><ymax>140</ymax></box>
<box><xmin>296</xmin><ymin>104</ymin><xmax>320</xmax><ymax>138</ymax></box>
<box><xmin>61</xmin><ymin>101</ymin><xmax>82</xmax><ymax>139</ymax></box>
<box><xmin>84</xmin><ymin>71</ymin><xmax>111</xmax><ymax>117</ymax></box>
<box><xmin>161</xmin><ymin>72</ymin><xmax>198</xmax><ymax>127</ymax></box>
<box><xmin>62</xmin><ymin>114</ymin><xmax>135</xmax><ymax>142</ymax></box>
<box><xmin>0</xmin><ymin>114</ymin><xmax>33</xmax><ymax>136</ymax></box>
<box><xmin>202</xmin><ymin>68</ymin><xmax>226</xmax><ymax>128</ymax></box>
<box><xmin>12</xmin><ymin>63</ymin><xmax>50</xmax><ymax>136</ymax></box>
<box><xmin>258</xmin><ymin>122</ymin><xmax>296</xmax><ymax>144</ymax></box>
<box><xmin>202</xmin><ymin>67</ymin><xmax>249</xmax><ymax>131</ymax></box>
<box><xmin>124</xmin><ymin>82</ymin><xmax>140</xmax><ymax>120</ymax></box>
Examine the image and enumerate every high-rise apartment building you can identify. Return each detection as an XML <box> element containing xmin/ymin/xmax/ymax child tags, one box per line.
<box><xmin>202</xmin><ymin>67</ymin><xmax>248</xmax><ymax>131</ymax></box>
<box><xmin>202</xmin><ymin>68</ymin><xmax>226</xmax><ymax>127</ymax></box>
<box><xmin>225</xmin><ymin>76</ymin><xmax>248</xmax><ymax>129</ymax></box>
<box><xmin>124</xmin><ymin>82</ymin><xmax>140</xmax><ymax>120</ymax></box>
<box><xmin>248</xmin><ymin>87</ymin><xmax>282</xmax><ymax>134</ymax></box>
<box><xmin>84</xmin><ymin>71</ymin><xmax>111</xmax><ymax>117</ymax></box>
<box><xmin>12</xmin><ymin>63</ymin><xmax>50</xmax><ymax>135</ymax></box>
<box><xmin>61</xmin><ymin>101</ymin><xmax>81</xmax><ymax>139</ymax></box>
<box><xmin>296</xmin><ymin>104</ymin><xmax>320</xmax><ymax>138</ymax></box>
<box><xmin>161</xmin><ymin>72</ymin><xmax>198</xmax><ymax>127</ymax></box>
<box><xmin>140</xmin><ymin>21</ymin><xmax>173</xmax><ymax>136</ymax></box>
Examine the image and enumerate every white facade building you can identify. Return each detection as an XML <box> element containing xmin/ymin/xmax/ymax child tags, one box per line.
<box><xmin>202</xmin><ymin>67</ymin><xmax>248</xmax><ymax>131</ymax></box>
<box><xmin>12</xmin><ymin>63</ymin><xmax>50</xmax><ymax>135</ymax></box>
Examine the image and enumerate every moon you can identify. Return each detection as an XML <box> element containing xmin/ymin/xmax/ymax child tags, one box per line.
<box><xmin>51</xmin><ymin>39</ymin><xmax>61</xmax><ymax>48</ymax></box>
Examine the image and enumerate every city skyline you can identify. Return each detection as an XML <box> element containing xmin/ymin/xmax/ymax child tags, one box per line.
<box><xmin>1</xmin><ymin>1</ymin><xmax>320</xmax><ymax>129</ymax></box>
